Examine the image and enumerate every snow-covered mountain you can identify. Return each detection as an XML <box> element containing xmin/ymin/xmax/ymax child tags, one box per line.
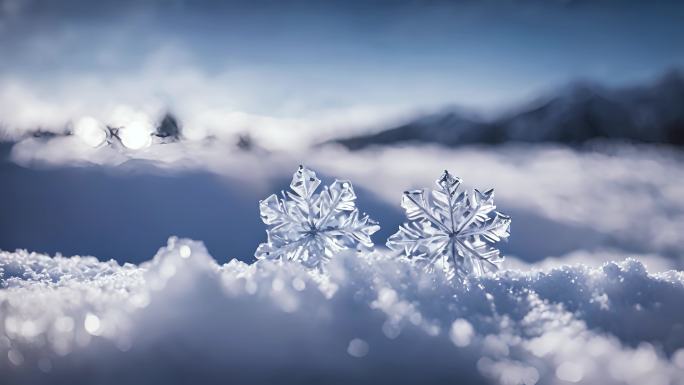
<box><xmin>331</xmin><ymin>70</ymin><xmax>684</xmax><ymax>149</ymax></box>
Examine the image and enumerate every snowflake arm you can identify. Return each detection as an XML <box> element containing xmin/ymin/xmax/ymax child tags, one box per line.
<box><xmin>387</xmin><ymin>170</ymin><xmax>511</xmax><ymax>280</ymax></box>
<box><xmin>386</xmin><ymin>221</ymin><xmax>449</xmax><ymax>259</ymax></box>
<box><xmin>255</xmin><ymin>166</ymin><xmax>380</xmax><ymax>269</ymax></box>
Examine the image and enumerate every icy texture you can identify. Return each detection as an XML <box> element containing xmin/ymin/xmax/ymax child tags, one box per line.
<box><xmin>2</xmin><ymin>239</ymin><xmax>684</xmax><ymax>385</ymax></box>
<box><xmin>255</xmin><ymin>165</ymin><xmax>380</xmax><ymax>269</ymax></box>
<box><xmin>387</xmin><ymin>170</ymin><xmax>511</xmax><ymax>279</ymax></box>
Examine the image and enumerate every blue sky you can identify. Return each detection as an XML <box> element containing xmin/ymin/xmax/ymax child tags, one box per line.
<box><xmin>0</xmin><ymin>0</ymin><xmax>683</xmax><ymax>140</ymax></box>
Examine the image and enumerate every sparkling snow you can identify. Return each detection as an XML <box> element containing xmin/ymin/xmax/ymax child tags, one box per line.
<box><xmin>2</xmin><ymin>237</ymin><xmax>683</xmax><ymax>384</ymax></box>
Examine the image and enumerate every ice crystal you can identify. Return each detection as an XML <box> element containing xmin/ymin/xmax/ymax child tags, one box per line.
<box><xmin>255</xmin><ymin>166</ymin><xmax>380</xmax><ymax>269</ymax></box>
<box><xmin>387</xmin><ymin>170</ymin><xmax>511</xmax><ymax>279</ymax></box>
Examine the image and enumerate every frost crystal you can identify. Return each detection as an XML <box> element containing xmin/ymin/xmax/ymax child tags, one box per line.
<box><xmin>387</xmin><ymin>170</ymin><xmax>511</xmax><ymax>279</ymax></box>
<box><xmin>255</xmin><ymin>166</ymin><xmax>380</xmax><ymax>269</ymax></box>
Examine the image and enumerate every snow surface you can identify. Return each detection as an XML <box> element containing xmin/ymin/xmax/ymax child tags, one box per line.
<box><xmin>2</xmin><ymin>238</ymin><xmax>684</xmax><ymax>385</ymax></box>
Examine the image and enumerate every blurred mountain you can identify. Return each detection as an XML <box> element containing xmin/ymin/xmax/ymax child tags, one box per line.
<box><xmin>330</xmin><ymin>69</ymin><xmax>684</xmax><ymax>149</ymax></box>
<box><xmin>155</xmin><ymin>113</ymin><xmax>182</xmax><ymax>141</ymax></box>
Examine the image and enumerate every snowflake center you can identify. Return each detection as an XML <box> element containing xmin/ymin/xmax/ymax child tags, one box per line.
<box><xmin>303</xmin><ymin>223</ymin><xmax>319</xmax><ymax>237</ymax></box>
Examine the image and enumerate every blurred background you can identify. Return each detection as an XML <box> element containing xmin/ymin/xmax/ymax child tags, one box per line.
<box><xmin>1</xmin><ymin>0</ymin><xmax>683</xmax><ymax>271</ymax></box>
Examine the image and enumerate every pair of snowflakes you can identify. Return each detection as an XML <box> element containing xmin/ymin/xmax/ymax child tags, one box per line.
<box><xmin>256</xmin><ymin>166</ymin><xmax>511</xmax><ymax>280</ymax></box>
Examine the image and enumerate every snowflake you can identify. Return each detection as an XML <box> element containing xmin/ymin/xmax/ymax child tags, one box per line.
<box><xmin>255</xmin><ymin>166</ymin><xmax>380</xmax><ymax>269</ymax></box>
<box><xmin>387</xmin><ymin>170</ymin><xmax>511</xmax><ymax>279</ymax></box>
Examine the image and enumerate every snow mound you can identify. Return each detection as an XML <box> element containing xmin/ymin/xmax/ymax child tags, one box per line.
<box><xmin>2</xmin><ymin>238</ymin><xmax>684</xmax><ymax>385</ymax></box>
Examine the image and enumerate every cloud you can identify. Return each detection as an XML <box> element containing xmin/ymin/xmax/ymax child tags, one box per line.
<box><xmin>8</xmin><ymin>138</ymin><xmax>684</xmax><ymax>266</ymax></box>
<box><xmin>307</xmin><ymin>144</ymin><xmax>684</xmax><ymax>265</ymax></box>
<box><xmin>0</xmin><ymin>41</ymin><xmax>419</xmax><ymax>149</ymax></box>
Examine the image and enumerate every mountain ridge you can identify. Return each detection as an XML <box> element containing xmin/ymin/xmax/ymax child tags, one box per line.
<box><xmin>329</xmin><ymin>69</ymin><xmax>684</xmax><ymax>149</ymax></box>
